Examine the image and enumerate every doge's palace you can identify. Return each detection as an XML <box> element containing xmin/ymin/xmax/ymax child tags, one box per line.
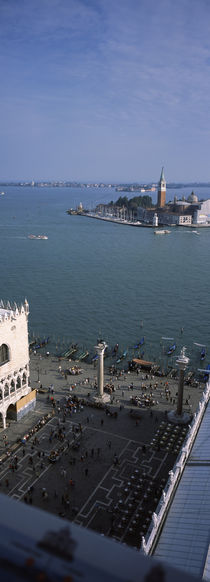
<box><xmin>0</xmin><ymin>299</ymin><xmax>35</xmax><ymax>429</ymax></box>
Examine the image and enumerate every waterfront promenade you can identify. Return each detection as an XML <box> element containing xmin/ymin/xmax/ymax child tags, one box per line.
<box><xmin>0</xmin><ymin>352</ymin><xmax>204</xmax><ymax>548</ymax></box>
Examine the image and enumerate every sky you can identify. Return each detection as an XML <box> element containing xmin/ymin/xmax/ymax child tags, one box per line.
<box><xmin>1</xmin><ymin>0</ymin><xmax>210</xmax><ymax>182</ymax></box>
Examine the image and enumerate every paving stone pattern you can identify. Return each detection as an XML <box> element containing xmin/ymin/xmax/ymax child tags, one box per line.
<box><xmin>0</xmin><ymin>353</ymin><xmax>203</xmax><ymax>550</ymax></box>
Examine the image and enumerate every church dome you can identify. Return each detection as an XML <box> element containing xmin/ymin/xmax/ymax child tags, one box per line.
<box><xmin>187</xmin><ymin>191</ymin><xmax>198</xmax><ymax>203</ymax></box>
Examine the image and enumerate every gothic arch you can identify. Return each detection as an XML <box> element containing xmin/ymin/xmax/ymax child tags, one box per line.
<box><xmin>0</xmin><ymin>344</ymin><xmax>10</xmax><ymax>366</ymax></box>
<box><xmin>7</xmin><ymin>403</ymin><xmax>16</xmax><ymax>420</ymax></box>
<box><xmin>10</xmin><ymin>379</ymin><xmax>15</xmax><ymax>393</ymax></box>
<box><xmin>16</xmin><ymin>376</ymin><xmax>21</xmax><ymax>390</ymax></box>
<box><xmin>4</xmin><ymin>383</ymin><xmax>9</xmax><ymax>397</ymax></box>
<box><xmin>22</xmin><ymin>372</ymin><xmax>27</xmax><ymax>385</ymax></box>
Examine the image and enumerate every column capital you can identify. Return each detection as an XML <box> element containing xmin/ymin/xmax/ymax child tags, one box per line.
<box><xmin>176</xmin><ymin>347</ymin><xmax>189</xmax><ymax>371</ymax></box>
<box><xmin>94</xmin><ymin>341</ymin><xmax>107</xmax><ymax>355</ymax></box>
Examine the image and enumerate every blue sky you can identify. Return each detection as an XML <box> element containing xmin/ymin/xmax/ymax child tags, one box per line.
<box><xmin>1</xmin><ymin>0</ymin><xmax>210</xmax><ymax>182</ymax></box>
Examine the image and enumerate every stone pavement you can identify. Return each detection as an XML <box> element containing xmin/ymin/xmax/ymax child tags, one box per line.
<box><xmin>0</xmin><ymin>352</ymin><xmax>204</xmax><ymax>549</ymax></box>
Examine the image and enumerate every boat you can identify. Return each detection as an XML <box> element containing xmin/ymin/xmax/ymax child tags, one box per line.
<box><xmin>29</xmin><ymin>339</ymin><xmax>37</xmax><ymax>349</ymax></box>
<box><xmin>192</xmin><ymin>230</ymin><xmax>200</xmax><ymax>235</ymax></box>
<box><xmin>167</xmin><ymin>343</ymin><xmax>176</xmax><ymax>356</ymax></box>
<box><xmin>77</xmin><ymin>350</ymin><xmax>89</xmax><ymax>361</ymax></box>
<box><xmin>58</xmin><ymin>347</ymin><xmax>73</xmax><ymax>358</ymax></box>
<box><xmin>68</xmin><ymin>344</ymin><xmax>78</xmax><ymax>357</ymax></box>
<box><xmin>194</xmin><ymin>342</ymin><xmax>206</xmax><ymax>361</ymax></box>
<box><xmin>28</xmin><ymin>234</ymin><xmax>48</xmax><ymax>240</ymax></box>
<box><xmin>0</xmin><ymin>191</ymin><xmax>5</xmax><ymax>196</ymax></box>
<box><xmin>111</xmin><ymin>343</ymin><xmax>119</xmax><ymax>356</ymax></box>
<box><xmin>34</xmin><ymin>337</ymin><xmax>50</xmax><ymax>350</ymax></box>
<box><xmin>198</xmin><ymin>364</ymin><xmax>210</xmax><ymax>382</ymax></box>
<box><xmin>132</xmin><ymin>337</ymin><xmax>144</xmax><ymax>349</ymax></box>
<box><xmin>116</xmin><ymin>349</ymin><xmax>128</xmax><ymax>364</ymax></box>
<box><xmin>154</xmin><ymin>230</ymin><xmax>170</xmax><ymax>235</ymax></box>
<box><xmin>92</xmin><ymin>353</ymin><xmax>98</xmax><ymax>362</ymax></box>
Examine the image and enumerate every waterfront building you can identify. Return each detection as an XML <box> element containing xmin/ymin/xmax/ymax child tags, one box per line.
<box><xmin>157</xmin><ymin>167</ymin><xmax>166</xmax><ymax>208</ymax></box>
<box><xmin>193</xmin><ymin>198</ymin><xmax>210</xmax><ymax>224</ymax></box>
<box><xmin>92</xmin><ymin>168</ymin><xmax>210</xmax><ymax>228</ymax></box>
<box><xmin>0</xmin><ymin>299</ymin><xmax>35</xmax><ymax>428</ymax></box>
<box><xmin>137</xmin><ymin>186</ymin><xmax>210</xmax><ymax>227</ymax></box>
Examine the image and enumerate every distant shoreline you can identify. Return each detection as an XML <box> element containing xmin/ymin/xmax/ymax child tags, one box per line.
<box><xmin>69</xmin><ymin>211</ymin><xmax>210</xmax><ymax>228</ymax></box>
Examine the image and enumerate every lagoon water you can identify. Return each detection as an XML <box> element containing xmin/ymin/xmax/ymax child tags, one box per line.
<box><xmin>0</xmin><ymin>185</ymin><xmax>210</xmax><ymax>368</ymax></box>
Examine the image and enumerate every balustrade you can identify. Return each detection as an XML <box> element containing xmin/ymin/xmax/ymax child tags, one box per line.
<box><xmin>141</xmin><ymin>380</ymin><xmax>210</xmax><ymax>555</ymax></box>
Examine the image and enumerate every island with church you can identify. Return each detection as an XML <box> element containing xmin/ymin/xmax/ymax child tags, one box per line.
<box><xmin>67</xmin><ymin>167</ymin><xmax>210</xmax><ymax>228</ymax></box>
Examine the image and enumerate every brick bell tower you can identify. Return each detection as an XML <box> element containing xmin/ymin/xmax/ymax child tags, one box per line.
<box><xmin>157</xmin><ymin>167</ymin><xmax>166</xmax><ymax>208</ymax></box>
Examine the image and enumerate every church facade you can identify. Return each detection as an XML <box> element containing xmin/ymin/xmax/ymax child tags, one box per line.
<box><xmin>137</xmin><ymin>168</ymin><xmax>210</xmax><ymax>227</ymax></box>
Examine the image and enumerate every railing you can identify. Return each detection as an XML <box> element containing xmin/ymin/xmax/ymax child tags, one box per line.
<box><xmin>141</xmin><ymin>380</ymin><xmax>210</xmax><ymax>555</ymax></box>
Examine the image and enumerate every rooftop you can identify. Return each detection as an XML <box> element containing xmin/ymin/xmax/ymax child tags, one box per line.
<box><xmin>154</xmin><ymin>393</ymin><xmax>210</xmax><ymax>580</ymax></box>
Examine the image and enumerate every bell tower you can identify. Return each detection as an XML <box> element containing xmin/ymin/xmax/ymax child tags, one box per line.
<box><xmin>157</xmin><ymin>167</ymin><xmax>166</xmax><ymax>208</ymax></box>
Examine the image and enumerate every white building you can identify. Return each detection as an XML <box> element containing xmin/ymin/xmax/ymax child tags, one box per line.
<box><xmin>0</xmin><ymin>299</ymin><xmax>35</xmax><ymax>429</ymax></box>
<box><xmin>194</xmin><ymin>198</ymin><xmax>210</xmax><ymax>225</ymax></box>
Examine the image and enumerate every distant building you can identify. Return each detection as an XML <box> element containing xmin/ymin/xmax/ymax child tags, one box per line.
<box><xmin>194</xmin><ymin>198</ymin><xmax>210</xmax><ymax>224</ymax></box>
<box><xmin>94</xmin><ymin>169</ymin><xmax>210</xmax><ymax>227</ymax></box>
<box><xmin>137</xmin><ymin>169</ymin><xmax>210</xmax><ymax>226</ymax></box>
<box><xmin>157</xmin><ymin>167</ymin><xmax>166</xmax><ymax>208</ymax></box>
<box><xmin>0</xmin><ymin>299</ymin><xmax>35</xmax><ymax>428</ymax></box>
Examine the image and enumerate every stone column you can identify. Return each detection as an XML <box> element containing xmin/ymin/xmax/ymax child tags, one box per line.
<box><xmin>168</xmin><ymin>347</ymin><xmax>191</xmax><ymax>425</ymax></box>
<box><xmin>96</xmin><ymin>342</ymin><xmax>106</xmax><ymax>397</ymax></box>
<box><xmin>92</xmin><ymin>341</ymin><xmax>110</xmax><ymax>403</ymax></box>
<box><xmin>176</xmin><ymin>348</ymin><xmax>189</xmax><ymax>416</ymax></box>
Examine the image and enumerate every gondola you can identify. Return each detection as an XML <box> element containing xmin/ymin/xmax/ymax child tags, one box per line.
<box><xmin>116</xmin><ymin>350</ymin><xmax>128</xmax><ymax>364</ymax></box>
<box><xmin>34</xmin><ymin>337</ymin><xmax>50</xmax><ymax>350</ymax></box>
<box><xmin>132</xmin><ymin>337</ymin><xmax>144</xmax><ymax>349</ymax></box>
<box><xmin>167</xmin><ymin>343</ymin><xmax>176</xmax><ymax>356</ymax></box>
<box><xmin>111</xmin><ymin>343</ymin><xmax>119</xmax><ymax>356</ymax></box>
<box><xmin>201</xmin><ymin>348</ymin><xmax>206</xmax><ymax>361</ymax></box>
<box><xmin>68</xmin><ymin>344</ymin><xmax>78</xmax><ymax>357</ymax></box>
<box><xmin>194</xmin><ymin>342</ymin><xmax>206</xmax><ymax>361</ymax></box>
<box><xmin>77</xmin><ymin>350</ymin><xmax>89</xmax><ymax>361</ymax></box>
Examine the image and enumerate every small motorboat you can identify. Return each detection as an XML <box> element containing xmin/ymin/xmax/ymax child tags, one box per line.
<box><xmin>28</xmin><ymin>234</ymin><xmax>48</xmax><ymax>240</ymax></box>
<box><xmin>154</xmin><ymin>230</ymin><xmax>170</xmax><ymax>235</ymax></box>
